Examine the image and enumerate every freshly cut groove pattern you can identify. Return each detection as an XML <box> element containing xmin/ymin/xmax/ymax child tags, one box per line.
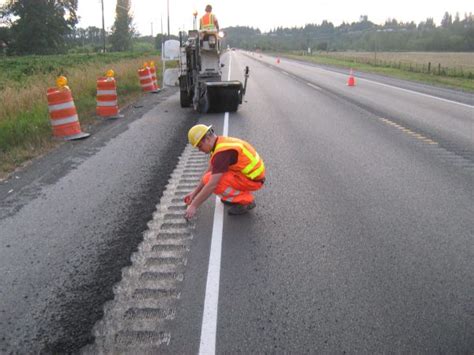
<box><xmin>133</xmin><ymin>288</ymin><xmax>180</xmax><ymax>299</ymax></box>
<box><xmin>140</xmin><ymin>272</ymin><xmax>184</xmax><ymax>281</ymax></box>
<box><xmin>124</xmin><ymin>307</ymin><xmax>175</xmax><ymax>320</ymax></box>
<box><xmin>145</xmin><ymin>257</ymin><xmax>186</xmax><ymax>266</ymax></box>
<box><xmin>115</xmin><ymin>331</ymin><xmax>170</xmax><ymax>346</ymax></box>
<box><xmin>82</xmin><ymin>145</ymin><xmax>208</xmax><ymax>354</ymax></box>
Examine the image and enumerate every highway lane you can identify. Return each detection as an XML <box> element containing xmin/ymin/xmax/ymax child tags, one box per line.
<box><xmin>1</xmin><ymin>48</ymin><xmax>471</xmax><ymax>353</ymax></box>
<box><xmin>0</xmin><ymin>91</ymin><xmax>197</xmax><ymax>352</ymax></box>
<box><xmin>249</xmin><ymin>52</ymin><xmax>474</xmax><ymax>158</ymax></box>
<box><xmin>167</xmin><ymin>50</ymin><xmax>473</xmax><ymax>352</ymax></box>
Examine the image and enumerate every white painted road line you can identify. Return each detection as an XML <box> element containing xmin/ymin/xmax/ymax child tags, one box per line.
<box><xmin>288</xmin><ymin>59</ymin><xmax>474</xmax><ymax>109</ymax></box>
<box><xmin>198</xmin><ymin>197</ymin><xmax>224</xmax><ymax>355</ymax></box>
<box><xmin>361</xmin><ymin>78</ymin><xmax>474</xmax><ymax>110</ymax></box>
<box><xmin>199</xmin><ymin>55</ymin><xmax>232</xmax><ymax>355</ymax></box>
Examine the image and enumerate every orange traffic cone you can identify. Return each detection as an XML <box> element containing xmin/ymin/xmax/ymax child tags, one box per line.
<box><xmin>347</xmin><ymin>68</ymin><xmax>356</xmax><ymax>86</ymax></box>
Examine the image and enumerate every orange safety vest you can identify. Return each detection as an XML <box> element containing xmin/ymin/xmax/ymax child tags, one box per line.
<box><xmin>200</xmin><ymin>12</ymin><xmax>217</xmax><ymax>30</ymax></box>
<box><xmin>211</xmin><ymin>136</ymin><xmax>265</xmax><ymax>181</ymax></box>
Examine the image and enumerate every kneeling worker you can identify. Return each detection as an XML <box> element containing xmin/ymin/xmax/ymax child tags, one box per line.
<box><xmin>184</xmin><ymin>124</ymin><xmax>265</xmax><ymax>219</ymax></box>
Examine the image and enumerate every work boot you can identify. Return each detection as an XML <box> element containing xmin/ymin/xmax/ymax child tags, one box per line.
<box><xmin>228</xmin><ymin>201</ymin><xmax>256</xmax><ymax>215</ymax></box>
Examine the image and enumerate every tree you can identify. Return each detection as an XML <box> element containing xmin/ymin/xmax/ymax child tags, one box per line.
<box><xmin>419</xmin><ymin>17</ymin><xmax>436</xmax><ymax>31</ymax></box>
<box><xmin>441</xmin><ymin>12</ymin><xmax>452</xmax><ymax>28</ymax></box>
<box><xmin>68</xmin><ymin>26</ymin><xmax>104</xmax><ymax>50</ymax></box>
<box><xmin>109</xmin><ymin>0</ymin><xmax>134</xmax><ymax>51</ymax></box>
<box><xmin>1</xmin><ymin>0</ymin><xmax>78</xmax><ymax>55</ymax></box>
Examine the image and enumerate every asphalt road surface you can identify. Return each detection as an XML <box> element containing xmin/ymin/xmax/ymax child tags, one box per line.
<box><xmin>1</xmin><ymin>51</ymin><xmax>473</xmax><ymax>353</ymax></box>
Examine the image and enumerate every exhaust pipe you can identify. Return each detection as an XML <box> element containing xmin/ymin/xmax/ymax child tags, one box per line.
<box><xmin>242</xmin><ymin>66</ymin><xmax>250</xmax><ymax>98</ymax></box>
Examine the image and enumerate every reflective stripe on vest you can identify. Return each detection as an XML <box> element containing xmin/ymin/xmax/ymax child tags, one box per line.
<box><xmin>214</xmin><ymin>141</ymin><xmax>265</xmax><ymax>180</ymax></box>
<box><xmin>200</xmin><ymin>13</ymin><xmax>216</xmax><ymax>29</ymax></box>
<box><xmin>220</xmin><ymin>186</ymin><xmax>241</xmax><ymax>202</ymax></box>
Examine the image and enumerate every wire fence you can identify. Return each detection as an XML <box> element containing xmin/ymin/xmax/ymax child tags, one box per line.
<box><xmin>316</xmin><ymin>52</ymin><xmax>474</xmax><ymax>79</ymax></box>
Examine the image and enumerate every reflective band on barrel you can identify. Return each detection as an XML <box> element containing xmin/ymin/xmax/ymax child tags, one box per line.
<box><xmin>50</xmin><ymin>115</ymin><xmax>79</xmax><ymax>126</ymax></box>
<box><xmin>97</xmin><ymin>90</ymin><xmax>117</xmax><ymax>95</ymax></box>
<box><xmin>97</xmin><ymin>100</ymin><xmax>118</xmax><ymax>107</ymax></box>
<box><xmin>48</xmin><ymin>101</ymin><xmax>75</xmax><ymax>112</ymax></box>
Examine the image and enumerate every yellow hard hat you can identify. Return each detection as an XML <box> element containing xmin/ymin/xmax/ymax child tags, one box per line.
<box><xmin>150</xmin><ymin>61</ymin><xmax>155</xmax><ymax>67</ymax></box>
<box><xmin>56</xmin><ymin>75</ymin><xmax>68</xmax><ymax>88</ymax></box>
<box><xmin>188</xmin><ymin>124</ymin><xmax>213</xmax><ymax>147</ymax></box>
<box><xmin>106</xmin><ymin>69</ymin><xmax>115</xmax><ymax>77</ymax></box>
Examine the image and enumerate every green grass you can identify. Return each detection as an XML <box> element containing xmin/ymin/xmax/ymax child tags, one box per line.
<box><xmin>0</xmin><ymin>104</ymin><xmax>52</xmax><ymax>174</ymax></box>
<box><xmin>284</xmin><ymin>53</ymin><xmax>474</xmax><ymax>92</ymax></box>
<box><xmin>0</xmin><ymin>51</ymin><xmax>160</xmax><ymax>89</ymax></box>
<box><xmin>0</xmin><ymin>104</ymin><xmax>50</xmax><ymax>152</ymax></box>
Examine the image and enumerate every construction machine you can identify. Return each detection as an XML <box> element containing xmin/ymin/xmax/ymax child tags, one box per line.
<box><xmin>178</xmin><ymin>29</ymin><xmax>249</xmax><ymax>113</ymax></box>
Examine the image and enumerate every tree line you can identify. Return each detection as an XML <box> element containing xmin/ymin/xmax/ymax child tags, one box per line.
<box><xmin>1</xmin><ymin>1</ymin><xmax>473</xmax><ymax>56</ymax></box>
<box><xmin>223</xmin><ymin>13</ymin><xmax>474</xmax><ymax>52</ymax></box>
<box><xmin>0</xmin><ymin>0</ymin><xmax>135</xmax><ymax>55</ymax></box>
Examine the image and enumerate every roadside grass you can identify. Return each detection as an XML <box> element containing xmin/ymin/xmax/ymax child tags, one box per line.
<box><xmin>0</xmin><ymin>53</ymin><xmax>163</xmax><ymax>180</ymax></box>
<box><xmin>284</xmin><ymin>53</ymin><xmax>474</xmax><ymax>92</ymax></box>
<box><xmin>0</xmin><ymin>52</ymin><xmax>152</xmax><ymax>87</ymax></box>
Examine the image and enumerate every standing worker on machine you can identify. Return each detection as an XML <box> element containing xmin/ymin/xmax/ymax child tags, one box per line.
<box><xmin>184</xmin><ymin>124</ymin><xmax>265</xmax><ymax>219</ymax></box>
<box><xmin>200</xmin><ymin>4</ymin><xmax>219</xmax><ymax>31</ymax></box>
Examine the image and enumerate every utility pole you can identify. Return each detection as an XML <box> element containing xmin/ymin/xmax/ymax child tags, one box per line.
<box><xmin>101</xmin><ymin>0</ymin><xmax>106</xmax><ymax>53</ymax></box>
<box><xmin>167</xmin><ymin>0</ymin><xmax>170</xmax><ymax>39</ymax></box>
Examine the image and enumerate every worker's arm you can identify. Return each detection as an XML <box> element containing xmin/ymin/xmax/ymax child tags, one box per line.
<box><xmin>185</xmin><ymin>173</ymin><xmax>222</xmax><ymax>219</ymax></box>
<box><xmin>184</xmin><ymin>180</ymin><xmax>204</xmax><ymax>205</ymax></box>
<box><xmin>183</xmin><ymin>161</ymin><xmax>212</xmax><ymax>204</ymax></box>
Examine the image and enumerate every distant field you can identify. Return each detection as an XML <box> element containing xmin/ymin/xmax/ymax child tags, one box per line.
<box><xmin>306</xmin><ymin>51</ymin><xmax>474</xmax><ymax>78</ymax></box>
<box><xmin>324</xmin><ymin>51</ymin><xmax>474</xmax><ymax>72</ymax></box>
<box><xmin>286</xmin><ymin>51</ymin><xmax>474</xmax><ymax>92</ymax></box>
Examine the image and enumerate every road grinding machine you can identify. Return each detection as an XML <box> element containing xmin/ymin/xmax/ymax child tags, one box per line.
<box><xmin>178</xmin><ymin>29</ymin><xmax>249</xmax><ymax>113</ymax></box>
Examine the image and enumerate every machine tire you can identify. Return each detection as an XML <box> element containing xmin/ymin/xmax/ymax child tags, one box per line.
<box><xmin>180</xmin><ymin>90</ymin><xmax>191</xmax><ymax>107</ymax></box>
<box><xmin>227</xmin><ymin>90</ymin><xmax>240</xmax><ymax>112</ymax></box>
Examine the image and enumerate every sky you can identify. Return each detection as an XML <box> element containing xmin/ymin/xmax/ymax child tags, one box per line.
<box><xmin>1</xmin><ymin>0</ymin><xmax>472</xmax><ymax>35</ymax></box>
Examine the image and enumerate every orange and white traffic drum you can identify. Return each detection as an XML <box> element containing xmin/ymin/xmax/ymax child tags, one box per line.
<box><xmin>96</xmin><ymin>76</ymin><xmax>119</xmax><ymax>118</ymax></box>
<box><xmin>47</xmin><ymin>83</ymin><xmax>89</xmax><ymax>140</ymax></box>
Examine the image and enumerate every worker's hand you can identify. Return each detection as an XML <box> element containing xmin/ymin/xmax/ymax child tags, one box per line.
<box><xmin>185</xmin><ymin>205</ymin><xmax>197</xmax><ymax>220</ymax></box>
<box><xmin>184</xmin><ymin>192</ymin><xmax>194</xmax><ymax>205</ymax></box>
